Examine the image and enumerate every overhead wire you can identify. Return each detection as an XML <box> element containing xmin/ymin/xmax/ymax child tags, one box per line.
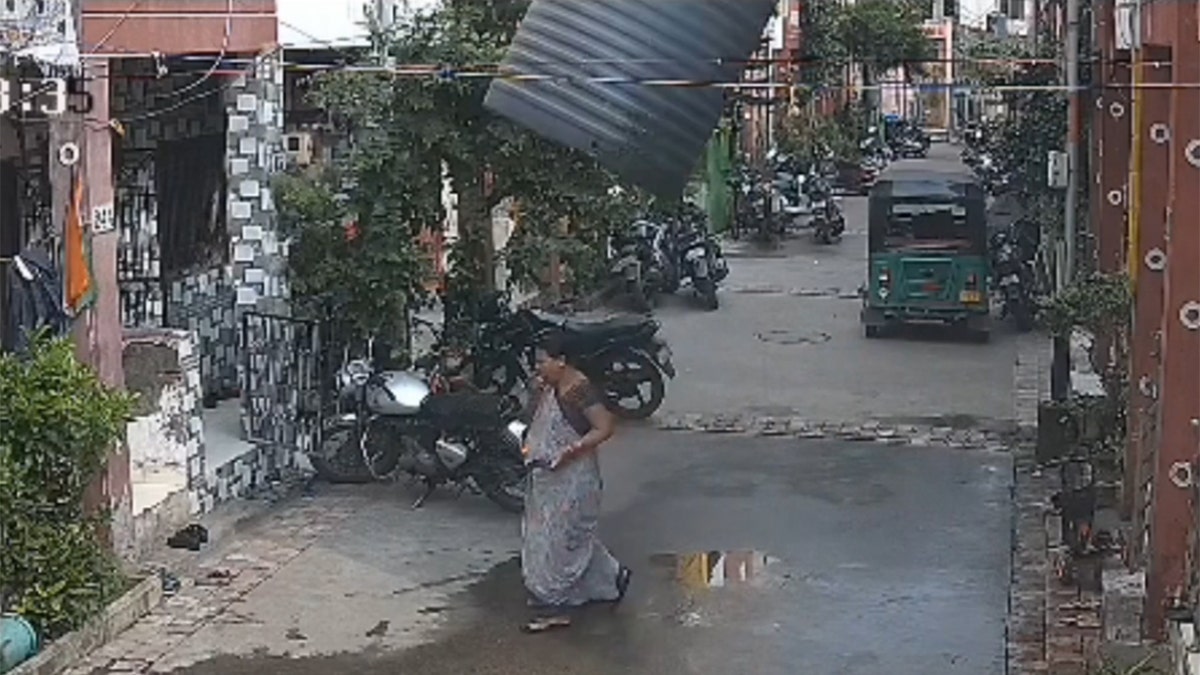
<box><xmin>154</xmin><ymin>0</ymin><xmax>233</xmax><ymax>101</ymax></box>
<box><xmin>87</xmin><ymin>0</ymin><xmax>142</xmax><ymax>53</ymax></box>
<box><xmin>3</xmin><ymin>13</ymin><xmax>1194</xmax><ymax>127</ymax></box>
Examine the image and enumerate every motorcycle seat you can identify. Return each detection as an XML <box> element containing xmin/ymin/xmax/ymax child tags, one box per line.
<box><xmin>531</xmin><ymin>311</ymin><xmax>656</xmax><ymax>340</ymax></box>
<box><xmin>421</xmin><ymin>393</ymin><xmax>510</xmax><ymax>430</ymax></box>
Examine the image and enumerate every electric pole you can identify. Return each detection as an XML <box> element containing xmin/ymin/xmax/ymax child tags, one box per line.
<box><xmin>1052</xmin><ymin>0</ymin><xmax>1082</xmax><ymax>401</ymax></box>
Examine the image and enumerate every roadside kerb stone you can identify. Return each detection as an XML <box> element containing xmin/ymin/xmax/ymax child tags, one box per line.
<box><xmin>11</xmin><ymin>575</ymin><xmax>162</xmax><ymax>675</ymax></box>
<box><xmin>652</xmin><ymin>411</ymin><xmax>1020</xmax><ymax>451</ymax></box>
<box><xmin>723</xmin><ymin>284</ymin><xmax>860</xmax><ymax>300</ymax></box>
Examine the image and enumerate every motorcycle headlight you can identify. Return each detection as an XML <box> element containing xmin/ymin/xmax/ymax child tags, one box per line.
<box><xmin>506</xmin><ymin>420</ymin><xmax>528</xmax><ymax>445</ymax></box>
<box><xmin>337</xmin><ymin>359</ymin><xmax>372</xmax><ymax>393</ymax></box>
<box><xmin>348</xmin><ymin>359</ymin><xmax>372</xmax><ymax>382</ymax></box>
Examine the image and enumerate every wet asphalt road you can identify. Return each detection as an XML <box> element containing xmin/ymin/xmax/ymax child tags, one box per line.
<box><xmin>654</xmin><ymin>146</ymin><xmax>1019</xmax><ymax>427</ymax></box>
<box><xmin>104</xmin><ymin>146</ymin><xmax>1017</xmax><ymax>675</ymax></box>
<box><xmin>174</xmin><ymin>430</ymin><xmax>1011</xmax><ymax>675</ymax></box>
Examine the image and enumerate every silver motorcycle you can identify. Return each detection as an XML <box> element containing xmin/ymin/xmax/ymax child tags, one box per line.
<box><xmin>310</xmin><ymin>338</ymin><xmax>529</xmax><ymax>513</ymax></box>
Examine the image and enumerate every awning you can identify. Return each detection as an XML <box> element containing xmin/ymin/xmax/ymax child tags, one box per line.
<box><xmin>485</xmin><ymin>0</ymin><xmax>776</xmax><ymax>198</ymax></box>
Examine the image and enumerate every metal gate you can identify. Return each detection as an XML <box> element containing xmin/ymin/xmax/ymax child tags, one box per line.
<box><xmin>241</xmin><ymin>312</ymin><xmax>324</xmax><ymax>462</ymax></box>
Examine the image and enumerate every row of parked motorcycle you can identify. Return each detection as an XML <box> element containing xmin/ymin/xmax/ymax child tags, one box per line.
<box><xmin>606</xmin><ymin>203</ymin><xmax>730</xmax><ymax>312</ymax></box>
<box><xmin>729</xmin><ymin>121</ymin><xmax>931</xmax><ymax>244</ymax></box>
<box><xmin>307</xmin><ymin>291</ymin><xmax>679</xmax><ymax>514</ymax></box>
<box><xmin>962</xmin><ymin>121</ymin><xmax>1044</xmax><ymax>332</ymax></box>
<box><xmin>731</xmin><ymin>151</ymin><xmax>849</xmax><ymax>244</ymax></box>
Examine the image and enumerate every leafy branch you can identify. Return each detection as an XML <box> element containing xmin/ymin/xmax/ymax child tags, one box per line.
<box><xmin>1039</xmin><ymin>272</ymin><xmax>1132</xmax><ymax>338</ymax></box>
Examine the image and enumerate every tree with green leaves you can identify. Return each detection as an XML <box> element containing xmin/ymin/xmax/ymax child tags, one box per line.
<box><xmin>835</xmin><ymin>0</ymin><xmax>931</xmax><ymax>114</ymax></box>
<box><xmin>276</xmin><ymin>0</ymin><xmax>643</xmax><ymax>342</ymax></box>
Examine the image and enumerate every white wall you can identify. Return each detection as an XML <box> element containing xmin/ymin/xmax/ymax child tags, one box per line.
<box><xmin>0</xmin><ymin>0</ymin><xmax>77</xmax><ymax>66</ymax></box>
<box><xmin>276</xmin><ymin>0</ymin><xmax>439</xmax><ymax>48</ymax></box>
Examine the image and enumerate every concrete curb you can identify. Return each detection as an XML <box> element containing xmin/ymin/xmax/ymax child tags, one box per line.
<box><xmin>10</xmin><ymin>575</ymin><xmax>162</xmax><ymax>675</ymax></box>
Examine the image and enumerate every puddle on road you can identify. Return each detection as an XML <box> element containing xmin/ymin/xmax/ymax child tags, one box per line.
<box><xmin>650</xmin><ymin>551</ymin><xmax>781</xmax><ymax>591</ymax></box>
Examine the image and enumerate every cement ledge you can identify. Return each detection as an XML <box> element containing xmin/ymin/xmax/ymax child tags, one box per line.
<box><xmin>10</xmin><ymin>575</ymin><xmax>162</xmax><ymax>675</ymax></box>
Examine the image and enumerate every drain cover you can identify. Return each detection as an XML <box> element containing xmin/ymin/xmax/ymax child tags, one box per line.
<box><xmin>756</xmin><ymin>329</ymin><xmax>832</xmax><ymax>345</ymax></box>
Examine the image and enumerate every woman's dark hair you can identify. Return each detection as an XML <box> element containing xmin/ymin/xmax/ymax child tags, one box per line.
<box><xmin>538</xmin><ymin>330</ymin><xmax>578</xmax><ymax>362</ymax></box>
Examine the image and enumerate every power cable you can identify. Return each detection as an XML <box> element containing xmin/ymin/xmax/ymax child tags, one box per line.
<box><xmin>155</xmin><ymin>0</ymin><xmax>232</xmax><ymax>102</ymax></box>
<box><xmin>87</xmin><ymin>0</ymin><xmax>142</xmax><ymax>52</ymax></box>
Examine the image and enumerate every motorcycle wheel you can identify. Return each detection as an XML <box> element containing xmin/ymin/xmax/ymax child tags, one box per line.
<box><xmin>696</xmin><ymin>277</ymin><xmax>719</xmax><ymax>311</ymax></box>
<box><xmin>310</xmin><ymin>418</ymin><xmax>401</xmax><ymax>484</ymax></box>
<box><xmin>472</xmin><ymin>434</ymin><xmax>527</xmax><ymax>513</ymax></box>
<box><xmin>594</xmin><ymin>351</ymin><xmax>666</xmax><ymax>420</ymax></box>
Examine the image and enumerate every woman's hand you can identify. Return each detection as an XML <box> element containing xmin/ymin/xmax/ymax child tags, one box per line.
<box><xmin>550</xmin><ymin>441</ymin><xmax>586</xmax><ymax>470</ymax></box>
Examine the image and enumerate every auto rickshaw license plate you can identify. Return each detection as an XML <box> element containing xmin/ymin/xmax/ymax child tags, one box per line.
<box><xmin>960</xmin><ymin>290</ymin><xmax>982</xmax><ymax>303</ymax></box>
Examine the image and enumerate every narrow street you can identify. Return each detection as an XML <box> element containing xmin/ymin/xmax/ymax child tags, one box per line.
<box><xmin>73</xmin><ymin>146</ymin><xmax>1024</xmax><ymax>675</ymax></box>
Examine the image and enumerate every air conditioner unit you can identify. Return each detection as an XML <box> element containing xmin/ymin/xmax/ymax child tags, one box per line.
<box><xmin>283</xmin><ymin>132</ymin><xmax>314</xmax><ymax>166</ymax></box>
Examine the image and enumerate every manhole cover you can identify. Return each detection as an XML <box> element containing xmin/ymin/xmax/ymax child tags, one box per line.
<box><xmin>756</xmin><ymin>329</ymin><xmax>832</xmax><ymax>345</ymax></box>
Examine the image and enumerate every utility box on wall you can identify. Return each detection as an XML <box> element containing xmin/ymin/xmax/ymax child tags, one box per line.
<box><xmin>283</xmin><ymin>132</ymin><xmax>313</xmax><ymax>166</ymax></box>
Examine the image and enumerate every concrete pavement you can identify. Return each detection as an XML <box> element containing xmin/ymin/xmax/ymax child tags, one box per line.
<box><xmin>71</xmin><ymin>147</ymin><xmax>1025</xmax><ymax>675</ymax></box>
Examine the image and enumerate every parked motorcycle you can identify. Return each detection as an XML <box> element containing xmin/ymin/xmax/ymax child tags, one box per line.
<box><xmin>767</xmin><ymin>151</ymin><xmax>811</xmax><ymax>230</ymax></box>
<box><xmin>521</xmin><ymin>309</ymin><xmax>676</xmax><ymax>419</ymax></box>
<box><xmin>671</xmin><ymin>211</ymin><xmax>729</xmax><ymax>310</ymax></box>
<box><xmin>310</xmin><ymin>336</ymin><xmax>529</xmax><ymax>513</ymax></box>
<box><xmin>429</xmin><ymin>296</ymin><xmax>677</xmax><ymax>421</ymax></box>
<box><xmin>990</xmin><ymin>226</ymin><xmax>1037</xmax><ymax>331</ymax></box>
<box><xmin>607</xmin><ymin>219</ymin><xmax>676</xmax><ymax>311</ymax></box>
<box><xmin>809</xmin><ymin>185</ymin><xmax>846</xmax><ymax>245</ymax></box>
<box><xmin>731</xmin><ymin>164</ymin><xmax>779</xmax><ymax>242</ymax></box>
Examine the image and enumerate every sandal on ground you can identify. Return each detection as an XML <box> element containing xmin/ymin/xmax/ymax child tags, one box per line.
<box><xmin>615</xmin><ymin>566</ymin><xmax>633</xmax><ymax>603</ymax></box>
<box><xmin>522</xmin><ymin>615</ymin><xmax>571</xmax><ymax>633</ymax></box>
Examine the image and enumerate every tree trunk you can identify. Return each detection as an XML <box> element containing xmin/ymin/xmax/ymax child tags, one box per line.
<box><xmin>451</xmin><ymin>171</ymin><xmax>497</xmax><ymax>293</ymax></box>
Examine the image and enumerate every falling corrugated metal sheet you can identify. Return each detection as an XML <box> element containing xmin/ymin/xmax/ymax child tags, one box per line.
<box><xmin>484</xmin><ymin>0</ymin><xmax>776</xmax><ymax>197</ymax></box>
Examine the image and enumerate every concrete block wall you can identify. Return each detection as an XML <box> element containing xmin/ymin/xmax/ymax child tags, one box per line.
<box><xmin>113</xmin><ymin>58</ymin><xmax>235</xmax><ymax>396</ymax></box>
<box><xmin>225</xmin><ymin>50</ymin><xmax>288</xmax><ymax>320</ymax></box>
<box><xmin>121</xmin><ymin>328</ymin><xmax>208</xmax><ymax>502</ymax></box>
<box><xmin>1171</xmin><ymin>622</ymin><xmax>1200</xmax><ymax>675</ymax></box>
<box><xmin>114</xmin><ymin>51</ymin><xmax>301</xmax><ymax>513</ymax></box>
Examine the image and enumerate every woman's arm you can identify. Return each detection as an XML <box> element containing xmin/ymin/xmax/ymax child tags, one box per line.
<box><xmin>554</xmin><ymin>381</ymin><xmax>616</xmax><ymax>468</ymax></box>
<box><xmin>574</xmin><ymin>403</ymin><xmax>616</xmax><ymax>451</ymax></box>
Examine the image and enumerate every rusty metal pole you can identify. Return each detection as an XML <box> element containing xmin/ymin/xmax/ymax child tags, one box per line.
<box><xmin>1063</xmin><ymin>0</ymin><xmax>1080</xmax><ymax>287</ymax></box>
<box><xmin>1051</xmin><ymin>0</ymin><xmax>1083</xmax><ymax>402</ymax></box>
<box><xmin>1144</xmin><ymin>6</ymin><xmax>1200</xmax><ymax>638</ymax></box>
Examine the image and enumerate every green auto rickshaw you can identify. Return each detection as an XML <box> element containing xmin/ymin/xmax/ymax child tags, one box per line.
<box><xmin>860</xmin><ymin>174</ymin><xmax>991</xmax><ymax>342</ymax></box>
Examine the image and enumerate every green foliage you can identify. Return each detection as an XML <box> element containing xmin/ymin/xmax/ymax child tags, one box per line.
<box><xmin>958</xmin><ymin>33</ymin><xmax>1032</xmax><ymax>86</ymax></box>
<box><xmin>778</xmin><ymin>107</ymin><xmax>861</xmax><ymax>163</ymax></box>
<box><xmin>278</xmin><ymin>0</ymin><xmax>638</xmax><ymax>326</ymax></box>
<box><xmin>0</xmin><ymin>335</ymin><xmax>134</xmax><ymax>639</ymax></box>
<box><xmin>799</xmin><ymin>0</ymin><xmax>849</xmax><ymax>89</ymax></box>
<box><xmin>274</xmin><ymin>171</ymin><xmax>426</xmax><ymax>343</ymax></box>
<box><xmin>1039</xmin><ymin>272</ymin><xmax>1132</xmax><ymax>338</ymax></box>
<box><xmin>835</xmin><ymin>0</ymin><xmax>932</xmax><ymax>79</ymax></box>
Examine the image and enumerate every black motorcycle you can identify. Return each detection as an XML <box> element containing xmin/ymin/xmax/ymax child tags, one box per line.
<box><xmin>730</xmin><ymin>165</ymin><xmax>774</xmax><ymax>241</ymax></box>
<box><xmin>672</xmin><ymin>214</ymin><xmax>729</xmax><ymax>310</ymax></box>
<box><xmin>431</xmin><ymin>296</ymin><xmax>677</xmax><ymax>420</ymax></box>
<box><xmin>521</xmin><ymin>309</ymin><xmax>676</xmax><ymax>419</ymax></box>
<box><xmin>608</xmin><ymin>220</ymin><xmax>676</xmax><ymax>310</ymax></box>
<box><xmin>310</xmin><ymin>336</ymin><xmax>529</xmax><ymax>513</ymax></box>
<box><xmin>990</xmin><ymin>227</ymin><xmax>1037</xmax><ymax>331</ymax></box>
<box><xmin>805</xmin><ymin>173</ymin><xmax>845</xmax><ymax>245</ymax></box>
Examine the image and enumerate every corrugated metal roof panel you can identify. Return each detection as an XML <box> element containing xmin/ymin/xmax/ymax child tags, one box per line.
<box><xmin>484</xmin><ymin>0</ymin><xmax>775</xmax><ymax>197</ymax></box>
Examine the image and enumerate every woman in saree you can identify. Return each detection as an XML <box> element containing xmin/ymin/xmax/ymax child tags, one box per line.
<box><xmin>521</xmin><ymin>332</ymin><xmax>632</xmax><ymax>633</ymax></box>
